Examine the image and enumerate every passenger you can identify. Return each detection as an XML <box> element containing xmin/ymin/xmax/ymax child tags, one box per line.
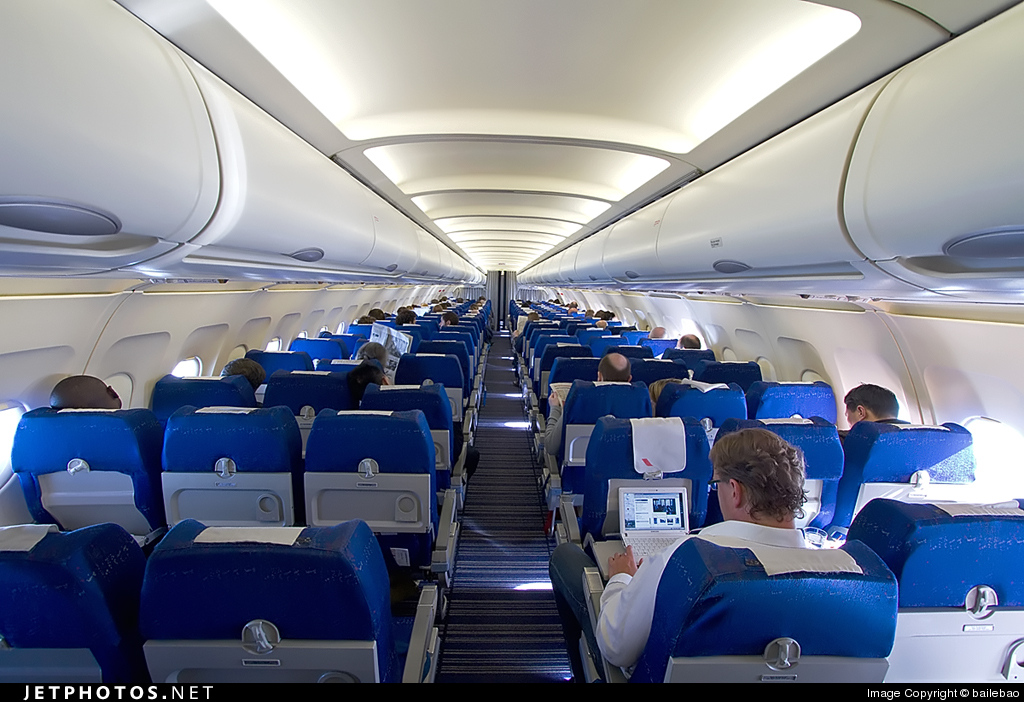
<box><xmin>49</xmin><ymin>375</ymin><xmax>122</xmax><ymax>410</ymax></box>
<box><xmin>432</xmin><ymin>304</ymin><xmax>445</xmax><ymax>313</ymax></box>
<box><xmin>549</xmin><ymin>427</ymin><xmax>808</xmax><ymax>679</ymax></box>
<box><xmin>544</xmin><ymin>353</ymin><xmax>631</xmax><ymax>459</ymax></box>
<box><xmin>347</xmin><ymin>360</ymin><xmax>389</xmax><ymax>406</ymax></box>
<box><xmin>441</xmin><ymin>311</ymin><xmax>460</xmax><ymax>327</ymax></box>
<box><xmin>513</xmin><ymin>311</ymin><xmax>540</xmax><ymax>340</ymax></box>
<box><xmin>395</xmin><ymin>308</ymin><xmax>417</xmax><ymax>325</ymax></box>
<box><xmin>843</xmin><ymin>383</ymin><xmax>901</xmax><ymax>427</ymax></box>
<box><xmin>595</xmin><ymin>320</ymin><xmax>608</xmax><ymax>330</ymax></box>
<box><xmin>366</xmin><ymin>308</ymin><xmax>386</xmax><ymax>321</ymax></box>
<box><xmin>355</xmin><ymin>341</ymin><xmax>388</xmax><ymax>367</ymax></box>
<box><xmin>220</xmin><ymin>357</ymin><xmax>266</xmax><ymax>391</ymax></box>
<box><xmin>678</xmin><ymin>334</ymin><xmax>701</xmax><ymax>349</ymax></box>
<box><xmin>648</xmin><ymin>326</ymin><xmax>667</xmax><ymax>339</ymax></box>
<box><xmin>356</xmin><ymin>314</ymin><xmax>378</xmax><ymax>325</ymax></box>
<box><xmin>647</xmin><ymin>377</ymin><xmax>684</xmax><ymax>407</ymax></box>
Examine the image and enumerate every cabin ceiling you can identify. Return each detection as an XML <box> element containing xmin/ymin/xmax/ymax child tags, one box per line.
<box><xmin>117</xmin><ymin>0</ymin><xmax>1014</xmax><ymax>274</ymax></box>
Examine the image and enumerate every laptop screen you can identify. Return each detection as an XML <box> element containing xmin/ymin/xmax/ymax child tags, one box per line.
<box><xmin>621</xmin><ymin>488</ymin><xmax>689</xmax><ymax>534</ymax></box>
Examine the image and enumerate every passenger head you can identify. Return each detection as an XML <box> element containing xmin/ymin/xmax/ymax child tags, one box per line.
<box><xmin>648</xmin><ymin>377</ymin><xmax>685</xmax><ymax>407</ymax></box>
<box><xmin>395</xmin><ymin>309</ymin><xmax>417</xmax><ymax>325</ymax></box>
<box><xmin>648</xmin><ymin>326</ymin><xmax>667</xmax><ymax>339</ymax></box>
<box><xmin>356</xmin><ymin>341</ymin><xmax>388</xmax><ymax>366</ymax></box>
<box><xmin>441</xmin><ymin>311</ymin><xmax>460</xmax><ymax>327</ymax></box>
<box><xmin>432</xmin><ymin>304</ymin><xmax>444</xmax><ymax>313</ymax></box>
<box><xmin>567</xmin><ymin>301</ymin><xmax>578</xmax><ymax>310</ymax></box>
<box><xmin>366</xmin><ymin>308</ymin><xmax>386</xmax><ymax>321</ymax></box>
<box><xmin>598</xmin><ymin>353</ymin><xmax>632</xmax><ymax>382</ymax></box>
<box><xmin>710</xmin><ymin>428</ymin><xmax>806</xmax><ymax>526</ymax></box>
<box><xmin>347</xmin><ymin>361</ymin><xmax>387</xmax><ymax>407</ymax></box>
<box><xmin>220</xmin><ymin>358</ymin><xmax>266</xmax><ymax>390</ymax></box>
<box><xmin>595</xmin><ymin>320</ymin><xmax>608</xmax><ymax>329</ymax></box>
<box><xmin>357</xmin><ymin>315</ymin><xmax>377</xmax><ymax>325</ymax></box>
<box><xmin>50</xmin><ymin>375</ymin><xmax>122</xmax><ymax>410</ymax></box>
<box><xmin>678</xmin><ymin>334</ymin><xmax>701</xmax><ymax>349</ymax></box>
<box><xmin>844</xmin><ymin>384</ymin><xmax>899</xmax><ymax>425</ymax></box>
<box><xmin>527</xmin><ymin>312</ymin><xmax>540</xmax><ymax>323</ymax></box>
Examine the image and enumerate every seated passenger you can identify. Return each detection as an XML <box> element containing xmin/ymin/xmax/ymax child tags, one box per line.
<box><xmin>544</xmin><ymin>353</ymin><xmax>631</xmax><ymax>459</ymax></box>
<box><xmin>347</xmin><ymin>360</ymin><xmax>389</xmax><ymax>406</ymax></box>
<box><xmin>678</xmin><ymin>333</ymin><xmax>702</xmax><ymax>350</ymax></box>
<box><xmin>366</xmin><ymin>308</ymin><xmax>386</xmax><ymax>321</ymax></box>
<box><xmin>441</xmin><ymin>311</ymin><xmax>459</xmax><ymax>327</ymax></box>
<box><xmin>548</xmin><ymin>427</ymin><xmax>808</xmax><ymax>679</ymax></box>
<box><xmin>356</xmin><ymin>314</ymin><xmax>377</xmax><ymax>325</ymax></box>
<box><xmin>513</xmin><ymin>311</ymin><xmax>540</xmax><ymax>340</ymax></box>
<box><xmin>395</xmin><ymin>308</ymin><xmax>417</xmax><ymax>325</ymax></box>
<box><xmin>647</xmin><ymin>377</ymin><xmax>684</xmax><ymax>407</ymax></box>
<box><xmin>356</xmin><ymin>340</ymin><xmax>388</xmax><ymax>366</ymax></box>
<box><xmin>844</xmin><ymin>383</ymin><xmax>901</xmax><ymax>426</ymax></box>
<box><xmin>49</xmin><ymin>375</ymin><xmax>122</xmax><ymax>410</ymax></box>
<box><xmin>220</xmin><ymin>357</ymin><xmax>266</xmax><ymax>391</ymax></box>
<box><xmin>648</xmin><ymin>326</ymin><xmax>667</xmax><ymax>339</ymax></box>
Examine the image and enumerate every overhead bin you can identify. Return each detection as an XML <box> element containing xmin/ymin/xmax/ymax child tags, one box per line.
<box><xmin>572</xmin><ymin>229</ymin><xmax>614</xmax><ymax>284</ymax></box>
<box><xmin>0</xmin><ymin>0</ymin><xmax>219</xmax><ymax>275</ymax></box>
<box><xmin>844</xmin><ymin>4</ymin><xmax>1024</xmax><ymax>296</ymax></box>
<box><xmin>600</xmin><ymin>199</ymin><xmax>672</xmax><ymax>282</ymax></box>
<box><xmin>364</xmin><ymin>196</ymin><xmax>422</xmax><ymax>276</ymax></box>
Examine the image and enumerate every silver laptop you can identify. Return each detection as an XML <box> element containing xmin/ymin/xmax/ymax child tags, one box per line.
<box><xmin>619</xmin><ymin>486</ymin><xmax>690</xmax><ymax>559</ymax></box>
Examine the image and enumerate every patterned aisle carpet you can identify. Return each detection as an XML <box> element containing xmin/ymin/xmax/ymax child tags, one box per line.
<box><xmin>435</xmin><ymin>333</ymin><xmax>572</xmax><ymax>682</ymax></box>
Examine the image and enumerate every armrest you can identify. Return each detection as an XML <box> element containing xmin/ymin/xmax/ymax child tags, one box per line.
<box><xmin>559</xmin><ymin>494</ymin><xmax>581</xmax><ymax>546</ymax></box>
<box><xmin>432</xmin><ymin>489</ymin><xmax>459</xmax><ymax>579</ymax></box>
<box><xmin>402</xmin><ymin>585</ymin><xmax>441</xmax><ymax>683</ymax></box>
<box><xmin>582</xmin><ymin>568</ymin><xmax>627</xmax><ymax>684</ymax></box>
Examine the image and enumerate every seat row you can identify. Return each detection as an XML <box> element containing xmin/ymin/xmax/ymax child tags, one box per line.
<box><xmin>0</xmin><ymin>519</ymin><xmax>440</xmax><ymax>683</ymax></box>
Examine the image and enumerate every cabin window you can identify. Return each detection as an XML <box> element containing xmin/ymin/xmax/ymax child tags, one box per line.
<box><xmin>336</xmin><ymin>322</ymin><xmax>347</xmax><ymax>334</ymax></box>
<box><xmin>756</xmin><ymin>356</ymin><xmax>776</xmax><ymax>382</ymax></box>
<box><xmin>801</xmin><ymin>370</ymin><xmax>827</xmax><ymax>384</ymax></box>
<box><xmin>172</xmin><ymin>357</ymin><xmax>202</xmax><ymax>378</ymax></box>
<box><xmin>226</xmin><ymin>345</ymin><xmax>247</xmax><ymax>362</ymax></box>
<box><xmin>0</xmin><ymin>401</ymin><xmax>26</xmax><ymax>474</ymax></box>
<box><xmin>319</xmin><ymin>326</ymin><xmax>330</xmax><ymax>336</ymax></box>
<box><xmin>721</xmin><ymin>347</ymin><xmax>738</xmax><ymax>361</ymax></box>
<box><xmin>265</xmin><ymin>337</ymin><xmax>282</xmax><ymax>352</ymax></box>
<box><xmin>297</xmin><ymin>330</ymin><xmax>308</xmax><ymax>339</ymax></box>
<box><xmin>963</xmin><ymin>417</ymin><xmax>1024</xmax><ymax>500</ymax></box>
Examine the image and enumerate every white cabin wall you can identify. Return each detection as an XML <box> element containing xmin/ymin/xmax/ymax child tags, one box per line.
<box><xmin>0</xmin><ymin>282</ymin><xmax>444</xmax><ymax>412</ymax></box>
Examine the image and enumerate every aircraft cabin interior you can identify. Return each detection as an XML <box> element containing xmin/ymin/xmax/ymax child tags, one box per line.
<box><xmin>1</xmin><ymin>0</ymin><xmax>1024</xmax><ymax>684</ymax></box>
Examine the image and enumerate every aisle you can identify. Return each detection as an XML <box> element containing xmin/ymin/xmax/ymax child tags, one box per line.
<box><xmin>435</xmin><ymin>332</ymin><xmax>571</xmax><ymax>682</ymax></box>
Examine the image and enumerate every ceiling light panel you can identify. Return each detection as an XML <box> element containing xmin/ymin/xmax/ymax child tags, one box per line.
<box><xmin>363</xmin><ymin>141</ymin><xmax>669</xmax><ymax>201</ymax></box>
<box><xmin>412</xmin><ymin>192</ymin><xmax>611</xmax><ymax>222</ymax></box>
<box><xmin>436</xmin><ymin>217</ymin><xmax>581</xmax><ymax>237</ymax></box>
<box><xmin>208</xmin><ymin>0</ymin><xmax>859</xmax><ymax>153</ymax></box>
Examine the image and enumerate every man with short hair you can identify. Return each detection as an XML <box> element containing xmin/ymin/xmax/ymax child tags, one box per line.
<box><xmin>678</xmin><ymin>334</ymin><xmax>701</xmax><ymax>349</ymax></box>
<box><xmin>843</xmin><ymin>384</ymin><xmax>900</xmax><ymax>427</ymax></box>
<box><xmin>49</xmin><ymin>375</ymin><xmax>122</xmax><ymax>410</ymax></box>
<box><xmin>648</xmin><ymin>326</ymin><xmax>667</xmax><ymax>339</ymax></box>
<box><xmin>544</xmin><ymin>353</ymin><xmax>631</xmax><ymax>459</ymax></box>
<box><xmin>366</xmin><ymin>308</ymin><xmax>386</xmax><ymax>321</ymax></box>
<box><xmin>441</xmin><ymin>311</ymin><xmax>459</xmax><ymax>327</ymax></box>
<box><xmin>221</xmin><ymin>358</ymin><xmax>266</xmax><ymax>391</ymax></box>
<box><xmin>549</xmin><ymin>428</ymin><xmax>809</xmax><ymax>679</ymax></box>
<box><xmin>395</xmin><ymin>308</ymin><xmax>417</xmax><ymax>325</ymax></box>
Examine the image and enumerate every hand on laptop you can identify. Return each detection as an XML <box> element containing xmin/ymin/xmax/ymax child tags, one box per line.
<box><xmin>608</xmin><ymin>545</ymin><xmax>641</xmax><ymax>577</ymax></box>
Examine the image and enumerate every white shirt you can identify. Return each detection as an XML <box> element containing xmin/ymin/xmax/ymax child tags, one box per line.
<box><xmin>597</xmin><ymin>520</ymin><xmax>807</xmax><ymax>671</ymax></box>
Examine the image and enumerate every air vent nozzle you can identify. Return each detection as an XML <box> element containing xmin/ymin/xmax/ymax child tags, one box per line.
<box><xmin>289</xmin><ymin>248</ymin><xmax>325</xmax><ymax>262</ymax></box>
<box><xmin>944</xmin><ymin>227</ymin><xmax>1024</xmax><ymax>260</ymax></box>
<box><xmin>0</xmin><ymin>198</ymin><xmax>120</xmax><ymax>236</ymax></box>
<box><xmin>712</xmin><ymin>260</ymin><xmax>751</xmax><ymax>274</ymax></box>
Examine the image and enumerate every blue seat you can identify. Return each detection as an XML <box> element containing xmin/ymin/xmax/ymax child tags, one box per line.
<box><xmin>556</xmin><ymin>381</ymin><xmax>652</xmax><ymax>494</ymax></box>
<box><xmin>663</xmin><ymin>348</ymin><xmax>716</xmax><ymax>366</ymax></box>
<box><xmin>150</xmin><ymin>374</ymin><xmax>256</xmax><ymax>423</ymax></box>
<box><xmin>832</xmin><ymin>421</ymin><xmax>976</xmax><ymax>530</ymax></box>
<box><xmin>849</xmin><ymin>499</ymin><xmax>1024</xmax><ymax>682</ymax></box>
<box><xmin>0</xmin><ymin>523</ymin><xmax>148</xmax><ymax>683</ymax></box>
<box><xmin>621</xmin><ymin>331</ymin><xmax>648</xmax><ymax>345</ymax></box>
<box><xmin>263</xmin><ymin>369</ymin><xmax>353</xmax><ymax>413</ymax></box>
<box><xmin>140</xmin><ymin>519</ymin><xmax>439</xmax><ymax>683</ymax></box>
<box><xmin>716</xmin><ymin>417</ymin><xmax>844</xmax><ymax>529</ymax></box>
<box><xmin>629</xmin><ymin>538</ymin><xmax>896</xmax><ymax>683</ymax></box>
<box><xmin>746</xmin><ymin>380</ymin><xmax>837</xmax><ymax>424</ymax></box>
<box><xmin>288</xmin><ymin>337</ymin><xmax>348</xmax><ymax>362</ymax></box>
<box><xmin>691</xmin><ymin>360</ymin><xmax>762</xmax><ymax>392</ymax></box>
<box><xmin>549</xmin><ymin>357</ymin><xmax>600</xmax><ymax>385</ymax></box>
<box><xmin>655</xmin><ymin>381</ymin><xmax>747</xmax><ymax>426</ymax></box>
<box><xmin>580</xmin><ymin>416</ymin><xmax>712</xmax><ymax>539</ymax></box>
<box><xmin>245</xmin><ymin>349</ymin><xmax>314</xmax><ymax>375</ymax></box>
<box><xmin>395</xmin><ymin>354</ymin><xmax>467</xmax><ymax>423</ymax></box>
<box><xmin>161</xmin><ymin>406</ymin><xmax>303</xmax><ymax>527</ymax></box>
<box><xmin>417</xmin><ymin>341</ymin><xmax>472</xmax><ymax>399</ymax></box>
<box><xmin>304</xmin><ymin>410</ymin><xmax>453</xmax><ymax>576</ymax></box>
<box><xmin>587</xmin><ymin>337</ymin><xmax>628</xmax><ymax>357</ymax></box>
<box><xmin>629</xmin><ymin>359</ymin><xmax>688</xmax><ymax>386</ymax></box>
<box><xmin>12</xmin><ymin>408</ymin><xmax>165</xmax><ymax>536</ymax></box>
<box><xmin>346</xmin><ymin>323</ymin><xmax>374</xmax><ymax>338</ymax></box>
<box><xmin>396</xmin><ymin>325</ymin><xmax>423</xmax><ymax>353</ymax></box>
<box><xmin>640</xmin><ymin>338</ymin><xmax>677</xmax><ymax>357</ymax></box>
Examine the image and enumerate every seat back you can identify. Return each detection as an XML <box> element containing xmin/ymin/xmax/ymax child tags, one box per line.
<box><xmin>640</xmin><ymin>338</ymin><xmax>677</xmax><ymax>357</ymax></box>
<box><xmin>549</xmin><ymin>357</ymin><xmax>600</xmax><ymax>386</ymax></box>
<box><xmin>629</xmin><ymin>359</ymin><xmax>688</xmax><ymax>386</ymax></box>
<box><xmin>587</xmin><ymin>336</ymin><xmax>628</xmax><ymax>357</ymax></box>
<box><xmin>244</xmin><ymin>350</ymin><xmax>315</xmax><ymax>375</ymax></box>
<box><xmin>692</xmin><ymin>360</ymin><xmax>762</xmax><ymax>392</ymax></box>
<box><xmin>663</xmin><ymin>348</ymin><xmax>716</xmax><ymax>366</ymax></box>
<box><xmin>288</xmin><ymin>337</ymin><xmax>348</xmax><ymax>362</ymax></box>
<box><xmin>150</xmin><ymin>374</ymin><xmax>257</xmax><ymax>423</ymax></box>
<box><xmin>303</xmin><ymin>410</ymin><xmax>438</xmax><ymax>569</ymax></box>
<box><xmin>655</xmin><ymin>381</ymin><xmax>747</xmax><ymax>426</ymax></box>
<box><xmin>141</xmin><ymin>519</ymin><xmax>399</xmax><ymax>683</ymax></box>
<box><xmin>0</xmin><ymin>523</ymin><xmax>147</xmax><ymax>683</ymax></box>
<box><xmin>746</xmin><ymin>381</ymin><xmax>838</xmax><ymax>424</ymax></box>
<box><xmin>849</xmin><ymin>499</ymin><xmax>1024</xmax><ymax>682</ymax></box>
<box><xmin>417</xmin><ymin>341</ymin><xmax>471</xmax><ymax>396</ymax></box>
<box><xmin>634</xmin><ymin>538</ymin><xmax>897</xmax><ymax>683</ymax></box>
<box><xmin>263</xmin><ymin>370</ymin><xmax>353</xmax><ymax>414</ymax></box>
<box><xmin>833</xmin><ymin>421</ymin><xmax>976</xmax><ymax>529</ymax></box>
<box><xmin>12</xmin><ymin>408</ymin><xmax>165</xmax><ymax>535</ymax></box>
<box><xmin>395</xmin><ymin>354</ymin><xmax>465</xmax><ymax>421</ymax></box>
<box><xmin>161</xmin><ymin>406</ymin><xmax>303</xmax><ymax>527</ymax></box>
<box><xmin>582</xmin><ymin>416</ymin><xmax>712</xmax><ymax>537</ymax></box>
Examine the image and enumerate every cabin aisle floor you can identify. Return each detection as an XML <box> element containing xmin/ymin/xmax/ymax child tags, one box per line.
<box><xmin>435</xmin><ymin>332</ymin><xmax>572</xmax><ymax>682</ymax></box>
